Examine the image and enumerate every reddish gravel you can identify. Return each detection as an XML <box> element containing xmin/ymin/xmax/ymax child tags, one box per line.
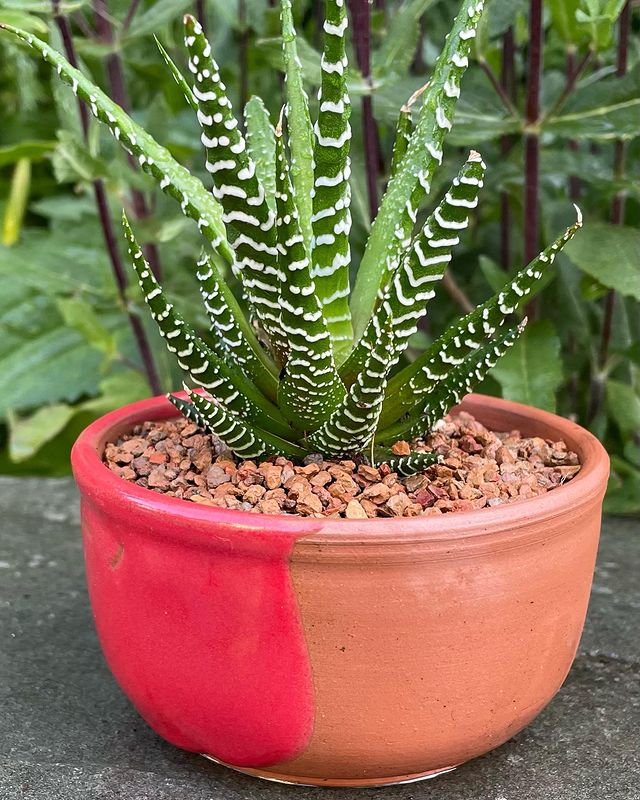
<box><xmin>103</xmin><ymin>412</ymin><xmax>580</xmax><ymax>518</ymax></box>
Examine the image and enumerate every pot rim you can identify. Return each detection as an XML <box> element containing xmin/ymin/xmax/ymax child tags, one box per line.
<box><xmin>71</xmin><ymin>392</ymin><xmax>609</xmax><ymax>546</ymax></box>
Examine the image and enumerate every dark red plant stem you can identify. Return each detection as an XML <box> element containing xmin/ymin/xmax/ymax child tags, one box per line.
<box><xmin>122</xmin><ymin>0</ymin><xmax>141</xmax><ymax>33</ymax></box>
<box><xmin>314</xmin><ymin>0</ymin><xmax>324</xmax><ymax>48</ymax></box>
<box><xmin>52</xmin><ymin>3</ymin><xmax>161</xmax><ymax>395</ymax></box>
<box><xmin>549</xmin><ymin>48</ymin><xmax>593</xmax><ymax>117</ymax></box>
<box><xmin>92</xmin><ymin>0</ymin><xmax>163</xmax><ymax>282</ymax></box>
<box><xmin>588</xmin><ymin>1</ymin><xmax>630</xmax><ymax>423</ymax></box>
<box><xmin>196</xmin><ymin>0</ymin><xmax>207</xmax><ymax>36</ymax></box>
<box><xmin>479</xmin><ymin>59</ymin><xmax>517</xmax><ymax>116</ymax></box>
<box><xmin>72</xmin><ymin>11</ymin><xmax>95</xmax><ymax>39</ymax></box>
<box><xmin>499</xmin><ymin>27</ymin><xmax>515</xmax><ymax>270</ymax></box>
<box><xmin>566</xmin><ymin>49</ymin><xmax>581</xmax><ymax>201</ymax></box>
<box><xmin>238</xmin><ymin>0</ymin><xmax>249</xmax><ymax>114</ymax></box>
<box><xmin>524</xmin><ymin>0</ymin><xmax>542</xmax><ymax>318</ymax></box>
<box><xmin>349</xmin><ymin>0</ymin><xmax>379</xmax><ymax>221</ymax></box>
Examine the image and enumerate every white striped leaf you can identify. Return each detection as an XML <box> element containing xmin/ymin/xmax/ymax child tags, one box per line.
<box><xmin>123</xmin><ymin>214</ymin><xmax>292</xmax><ymax>440</ymax></box>
<box><xmin>341</xmin><ymin>152</ymin><xmax>486</xmax><ymax>384</ymax></box>
<box><xmin>310</xmin><ymin>0</ymin><xmax>354</xmax><ymax>357</ymax></box>
<box><xmin>351</xmin><ymin>0</ymin><xmax>486</xmax><ymax>340</ymax></box>
<box><xmin>380</xmin><ymin>210</ymin><xmax>583</xmax><ymax>428</ymax></box>
<box><xmin>307</xmin><ymin>311</ymin><xmax>394</xmax><ymax>456</ymax></box>
<box><xmin>280</xmin><ymin>0</ymin><xmax>314</xmax><ymax>252</ymax></box>
<box><xmin>378</xmin><ymin>320</ymin><xmax>527</xmax><ymax>444</ymax></box>
<box><xmin>183</xmin><ymin>15</ymin><xmax>287</xmax><ymax>362</ymax></box>
<box><xmin>274</xmin><ymin>123</ymin><xmax>346</xmax><ymax>430</ymax></box>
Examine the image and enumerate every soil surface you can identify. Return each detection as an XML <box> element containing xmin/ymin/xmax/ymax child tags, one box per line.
<box><xmin>103</xmin><ymin>412</ymin><xmax>580</xmax><ymax>518</ymax></box>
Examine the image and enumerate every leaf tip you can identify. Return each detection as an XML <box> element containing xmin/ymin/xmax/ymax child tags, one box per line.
<box><xmin>183</xmin><ymin>14</ymin><xmax>201</xmax><ymax>34</ymax></box>
<box><xmin>402</xmin><ymin>81</ymin><xmax>429</xmax><ymax>112</ymax></box>
<box><xmin>573</xmin><ymin>203</ymin><xmax>583</xmax><ymax>227</ymax></box>
<box><xmin>275</xmin><ymin>105</ymin><xmax>285</xmax><ymax>137</ymax></box>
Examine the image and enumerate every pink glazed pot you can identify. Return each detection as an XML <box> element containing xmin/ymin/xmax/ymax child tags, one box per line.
<box><xmin>71</xmin><ymin>393</ymin><xmax>609</xmax><ymax>787</ymax></box>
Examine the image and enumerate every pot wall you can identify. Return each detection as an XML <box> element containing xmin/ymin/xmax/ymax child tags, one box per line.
<box><xmin>71</xmin><ymin>394</ymin><xmax>609</xmax><ymax>786</ymax></box>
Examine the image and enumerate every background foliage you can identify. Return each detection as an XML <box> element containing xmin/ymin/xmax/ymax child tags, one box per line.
<box><xmin>0</xmin><ymin>0</ymin><xmax>638</xmax><ymax>512</ymax></box>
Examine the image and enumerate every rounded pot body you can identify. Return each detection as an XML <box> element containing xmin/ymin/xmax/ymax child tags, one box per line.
<box><xmin>71</xmin><ymin>394</ymin><xmax>609</xmax><ymax>787</ymax></box>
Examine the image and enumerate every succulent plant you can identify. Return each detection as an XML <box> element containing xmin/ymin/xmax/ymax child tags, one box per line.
<box><xmin>2</xmin><ymin>0</ymin><xmax>582</xmax><ymax>475</ymax></box>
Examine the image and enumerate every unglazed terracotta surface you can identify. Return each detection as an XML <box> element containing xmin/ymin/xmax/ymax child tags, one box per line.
<box><xmin>71</xmin><ymin>394</ymin><xmax>609</xmax><ymax>787</ymax></box>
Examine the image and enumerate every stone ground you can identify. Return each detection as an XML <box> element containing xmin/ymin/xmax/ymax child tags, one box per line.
<box><xmin>1</xmin><ymin>476</ymin><xmax>638</xmax><ymax>800</ymax></box>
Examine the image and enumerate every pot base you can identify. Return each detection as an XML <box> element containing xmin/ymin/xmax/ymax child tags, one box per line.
<box><xmin>202</xmin><ymin>754</ymin><xmax>458</xmax><ymax>787</ymax></box>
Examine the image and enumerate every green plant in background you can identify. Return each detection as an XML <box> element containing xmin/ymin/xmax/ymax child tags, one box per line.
<box><xmin>1</xmin><ymin>0</ymin><xmax>583</xmax><ymax>472</ymax></box>
<box><xmin>0</xmin><ymin>0</ymin><xmax>637</xmax><ymax>508</ymax></box>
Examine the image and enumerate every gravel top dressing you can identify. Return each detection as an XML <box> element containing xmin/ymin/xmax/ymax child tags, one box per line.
<box><xmin>103</xmin><ymin>411</ymin><xmax>580</xmax><ymax>519</ymax></box>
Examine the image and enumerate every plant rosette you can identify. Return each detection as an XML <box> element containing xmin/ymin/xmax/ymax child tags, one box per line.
<box><xmin>71</xmin><ymin>392</ymin><xmax>609</xmax><ymax>787</ymax></box>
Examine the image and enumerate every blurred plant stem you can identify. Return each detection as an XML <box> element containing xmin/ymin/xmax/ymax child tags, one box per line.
<box><xmin>524</xmin><ymin>0</ymin><xmax>542</xmax><ymax>319</ymax></box>
<box><xmin>51</xmin><ymin>0</ymin><xmax>161</xmax><ymax>395</ymax></box>
<box><xmin>92</xmin><ymin>0</ymin><xmax>163</xmax><ymax>282</ymax></box>
<box><xmin>349</xmin><ymin>0</ymin><xmax>380</xmax><ymax>221</ymax></box>
<box><xmin>122</xmin><ymin>0</ymin><xmax>141</xmax><ymax>33</ymax></box>
<box><xmin>195</xmin><ymin>0</ymin><xmax>207</xmax><ymax>35</ymax></box>
<box><xmin>499</xmin><ymin>26</ymin><xmax>515</xmax><ymax>270</ymax></box>
<box><xmin>588</xmin><ymin>0</ymin><xmax>631</xmax><ymax>423</ymax></box>
<box><xmin>238</xmin><ymin>0</ymin><xmax>249</xmax><ymax>115</ymax></box>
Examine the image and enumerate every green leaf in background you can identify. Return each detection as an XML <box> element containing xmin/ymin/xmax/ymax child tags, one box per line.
<box><xmin>545</xmin><ymin>64</ymin><xmax>640</xmax><ymax>140</ymax></box>
<box><xmin>372</xmin><ymin>0</ymin><xmax>438</xmax><ymax>79</ymax></box>
<box><xmin>56</xmin><ymin>296</ymin><xmax>117</xmax><ymax>360</ymax></box>
<box><xmin>6</xmin><ymin>369</ymin><xmax>150</xmax><ymax>467</ymax></box>
<box><xmin>606</xmin><ymin>380</ymin><xmax>640</xmax><ymax>437</ymax></box>
<box><xmin>605</xmin><ymin>456</ymin><xmax>640</xmax><ymax>515</ymax></box>
<box><xmin>126</xmin><ymin>0</ymin><xmax>193</xmax><ymax>40</ymax></box>
<box><xmin>491</xmin><ymin>320</ymin><xmax>564</xmax><ymax>412</ymax></box>
<box><xmin>478</xmin><ymin>254</ymin><xmax>508</xmax><ymax>293</ymax></box>
<box><xmin>51</xmin><ymin>130</ymin><xmax>108</xmax><ymax>184</ymax></box>
<box><xmin>485</xmin><ymin>0</ymin><xmax>528</xmax><ymax>38</ymax></box>
<box><xmin>565</xmin><ymin>224</ymin><xmax>640</xmax><ymax>301</ymax></box>
<box><xmin>0</xmin><ymin>140</ymin><xmax>56</xmax><ymax>167</ymax></box>
<box><xmin>2</xmin><ymin>157</ymin><xmax>30</xmax><ymax>246</ymax></box>
<box><xmin>0</xmin><ymin>10</ymin><xmax>51</xmax><ymax>33</ymax></box>
<box><xmin>575</xmin><ymin>0</ymin><xmax>628</xmax><ymax>50</ymax></box>
<box><xmin>8</xmin><ymin>403</ymin><xmax>75</xmax><ymax>462</ymax></box>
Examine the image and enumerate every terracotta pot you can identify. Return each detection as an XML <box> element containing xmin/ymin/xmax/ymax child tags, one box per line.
<box><xmin>71</xmin><ymin>393</ymin><xmax>608</xmax><ymax>787</ymax></box>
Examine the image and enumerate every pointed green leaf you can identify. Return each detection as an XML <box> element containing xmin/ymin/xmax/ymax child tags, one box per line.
<box><xmin>380</xmin><ymin>210</ymin><xmax>583</xmax><ymax>427</ymax></box>
<box><xmin>183</xmin><ymin>15</ymin><xmax>287</xmax><ymax>360</ymax></box>
<box><xmin>351</xmin><ymin>0</ymin><xmax>486</xmax><ymax>339</ymax></box>
<box><xmin>341</xmin><ymin>152</ymin><xmax>486</xmax><ymax>384</ymax></box>
<box><xmin>195</xmin><ymin>251</ymin><xmax>279</xmax><ymax>400</ymax></box>
<box><xmin>279</xmin><ymin>0</ymin><xmax>314</xmax><ymax>251</ymax></box>
<box><xmin>274</xmin><ymin>124</ymin><xmax>346</xmax><ymax>430</ymax></box>
<box><xmin>310</xmin><ymin>0</ymin><xmax>354</xmax><ymax>357</ymax></box>
<box><xmin>378</xmin><ymin>320</ymin><xmax>526</xmax><ymax>443</ymax></box>
<box><xmin>154</xmin><ymin>35</ymin><xmax>197</xmax><ymax>112</ymax></box>
<box><xmin>372</xmin><ymin>448</ymin><xmax>440</xmax><ymax>475</ymax></box>
<box><xmin>307</xmin><ymin>312</ymin><xmax>394</xmax><ymax>456</ymax></box>
<box><xmin>123</xmin><ymin>214</ymin><xmax>292</xmax><ymax>439</ymax></box>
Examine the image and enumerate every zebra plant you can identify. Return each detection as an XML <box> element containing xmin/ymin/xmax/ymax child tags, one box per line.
<box><xmin>1</xmin><ymin>0</ymin><xmax>582</xmax><ymax>475</ymax></box>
